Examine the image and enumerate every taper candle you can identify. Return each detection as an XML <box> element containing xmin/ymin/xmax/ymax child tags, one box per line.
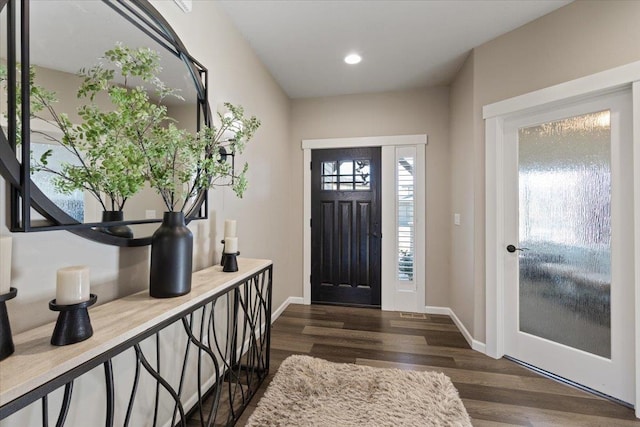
<box><xmin>224</xmin><ymin>237</ymin><xmax>238</xmax><ymax>254</ymax></box>
<box><xmin>56</xmin><ymin>266</ymin><xmax>90</xmax><ymax>305</ymax></box>
<box><xmin>0</xmin><ymin>236</ymin><xmax>12</xmax><ymax>295</ymax></box>
<box><xmin>224</xmin><ymin>220</ymin><xmax>237</xmax><ymax>238</ymax></box>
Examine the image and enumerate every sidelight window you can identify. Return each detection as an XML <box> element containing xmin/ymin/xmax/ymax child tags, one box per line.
<box><xmin>397</xmin><ymin>149</ymin><xmax>414</xmax><ymax>281</ymax></box>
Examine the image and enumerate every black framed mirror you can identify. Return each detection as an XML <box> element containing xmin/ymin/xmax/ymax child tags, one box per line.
<box><xmin>0</xmin><ymin>0</ymin><xmax>210</xmax><ymax>246</ymax></box>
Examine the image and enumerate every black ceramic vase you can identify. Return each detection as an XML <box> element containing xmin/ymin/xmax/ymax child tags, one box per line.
<box><xmin>149</xmin><ymin>211</ymin><xmax>193</xmax><ymax>298</ymax></box>
<box><xmin>99</xmin><ymin>211</ymin><xmax>134</xmax><ymax>238</ymax></box>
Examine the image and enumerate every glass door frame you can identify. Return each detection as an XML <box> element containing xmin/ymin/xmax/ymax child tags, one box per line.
<box><xmin>484</xmin><ymin>61</ymin><xmax>640</xmax><ymax>415</ymax></box>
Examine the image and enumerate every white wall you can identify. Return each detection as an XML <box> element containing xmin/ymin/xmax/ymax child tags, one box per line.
<box><xmin>291</xmin><ymin>87</ymin><xmax>450</xmax><ymax>307</ymax></box>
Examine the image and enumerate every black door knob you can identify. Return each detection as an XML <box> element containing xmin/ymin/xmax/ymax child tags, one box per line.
<box><xmin>506</xmin><ymin>244</ymin><xmax>529</xmax><ymax>253</ymax></box>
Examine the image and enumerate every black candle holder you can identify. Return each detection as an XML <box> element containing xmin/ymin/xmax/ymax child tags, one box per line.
<box><xmin>0</xmin><ymin>287</ymin><xmax>18</xmax><ymax>361</ymax></box>
<box><xmin>223</xmin><ymin>252</ymin><xmax>240</xmax><ymax>272</ymax></box>
<box><xmin>49</xmin><ymin>294</ymin><xmax>97</xmax><ymax>346</ymax></box>
<box><xmin>220</xmin><ymin>239</ymin><xmax>240</xmax><ymax>269</ymax></box>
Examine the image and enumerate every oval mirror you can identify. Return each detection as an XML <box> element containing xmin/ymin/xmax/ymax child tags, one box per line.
<box><xmin>0</xmin><ymin>0</ymin><xmax>210</xmax><ymax>246</ymax></box>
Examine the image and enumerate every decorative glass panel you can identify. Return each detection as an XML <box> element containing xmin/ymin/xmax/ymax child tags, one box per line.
<box><xmin>321</xmin><ymin>159</ymin><xmax>372</xmax><ymax>191</ymax></box>
<box><xmin>397</xmin><ymin>154</ymin><xmax>414</xmax><ymax>280</ymax></box>
<box><xmin>518</xmin><ymin>110</ymin><xmax>611</xmax><ymax>358</ymax></box>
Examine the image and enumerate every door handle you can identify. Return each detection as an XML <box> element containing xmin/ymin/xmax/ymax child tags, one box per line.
<box><xmin>506</xmin><ymin>244</ymin><xmax>529</xmax><ymax>253</ymax></box>
<box><xmin>370</xmin><ymin>232</ymin><xmax>381</xmax><ymax>238</ymax></box>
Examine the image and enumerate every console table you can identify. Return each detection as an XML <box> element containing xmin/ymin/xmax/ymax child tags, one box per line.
<box><xmin>0</xmin><ymin>258</ymin><xmax>273</xmax><ymax>427</ymax></box>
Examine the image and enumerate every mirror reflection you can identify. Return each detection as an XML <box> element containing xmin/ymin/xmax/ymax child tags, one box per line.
<box><xmin>2</xmin><ymin>0</ymin><xmax>204</xmax><ymax>239</ymax></box>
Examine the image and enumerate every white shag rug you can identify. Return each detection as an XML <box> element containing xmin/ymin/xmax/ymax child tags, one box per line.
<box><xmin>246</xmin><ymin>355</ymin><xmax>472</xmax><ymax>427</ymax></box>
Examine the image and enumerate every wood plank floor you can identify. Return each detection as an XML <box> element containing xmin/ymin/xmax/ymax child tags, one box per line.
<box><xmin>222</xmin><ymin>304</ymin><xmax>640</xmax><ymax>426</ymax></box>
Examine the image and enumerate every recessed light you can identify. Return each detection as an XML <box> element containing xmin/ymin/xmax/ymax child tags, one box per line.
<box><xmin>344</xmin><ymin>53</ymin><xmax>362</xmax><ymax>65</ymax></box>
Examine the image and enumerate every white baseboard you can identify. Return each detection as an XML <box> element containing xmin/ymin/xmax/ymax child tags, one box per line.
<box><xmin>424</xmin><ymin>305</ymin><xmax>451</xmax><ymax>316</ymax></box>
<box><xmin>472</xmin><ymin>340</ymin><xmax>486</xmax><ymax>353</ymax></box>
<box><xmin>271</xmin><ymin>296</ymin><xmax>305</xmax><ymax>323</ymax></box>
<box><xmin>425</xmin><ymin>305</ymin><xmax>486</xmax><ymax>354</ymax></box>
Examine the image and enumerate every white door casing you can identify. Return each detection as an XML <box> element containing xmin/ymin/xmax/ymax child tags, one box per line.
<box><xmin>485</xmin><ymin>60</ymin><xmax>640</xmax><ymax>414</ymax></box>
<box><xmin>503</xmin><ymin>89</ymin><xmax>633</xmax><ymax>403</ymax></box>
<box><xmin>302</xmin><ymin>135</ymin><xmax>426</xmax><ymax>313</ymax></box>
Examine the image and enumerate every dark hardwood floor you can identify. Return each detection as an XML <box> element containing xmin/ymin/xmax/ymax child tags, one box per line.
<box><xmin>212</xmin><ymin>304</ymin><xmax>640</xmax><ymax>426</ymax></box>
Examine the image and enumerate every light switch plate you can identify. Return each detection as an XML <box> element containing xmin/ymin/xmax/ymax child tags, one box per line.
<box><xmin>454</xmin><ymin>213</ymin><xmax>461</xmax><ymax>226</ymax></box>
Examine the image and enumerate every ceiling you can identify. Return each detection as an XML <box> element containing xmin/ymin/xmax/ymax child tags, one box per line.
<box><xmin>217</xmin><ymin>0</ymin><xmax>572</xmax><ymax>99</ymax></box>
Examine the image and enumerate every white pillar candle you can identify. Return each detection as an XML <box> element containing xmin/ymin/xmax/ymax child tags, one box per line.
<box><xmin>56</xmin><ymin>266</ymin><xmax>90</xmax><ymax>305</ymax></box>
<box><xmin>0</xmin><ymin>236</ymin><xmax>12</xmax><ymax>295</ymax></box>
<box><xmin>224</xmin><ymin>237</ymin><xmax>238</xmax><ymax>254</ymax></box>
<box><xmin>224</xmin><ymin>220</ymin><xmax>237</xmax><ymax>238</ymax></box>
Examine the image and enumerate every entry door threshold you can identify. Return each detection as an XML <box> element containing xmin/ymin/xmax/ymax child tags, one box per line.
<box><xmin>312</xmin><ymin>301</ymin><xmax>381</xmax><ymax>309</ymax></box>
<box><xmin>503</xmin><ymin>355</ymin><xmax>633</xmax><ymax>409</ymax></box>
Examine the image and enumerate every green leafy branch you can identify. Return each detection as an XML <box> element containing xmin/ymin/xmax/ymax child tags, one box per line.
<box><xmin>2</xmin><ymin>44</ymin><xmax>182</xmax><ymax>212</ymax></box>
<box><xmin>140</xmin><ymin>102</ymin><xmax>260</xmax><ymax>212</ymax></box>
<box><xmin>3</xmin><ymin>44</ymin><xmax>260</xmax><ymax>215</ymax></box>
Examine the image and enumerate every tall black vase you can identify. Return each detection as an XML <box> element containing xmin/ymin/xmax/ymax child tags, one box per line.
<box><xmin>98</xmin><ymin>211</ymin><xmax>134</xmax><ymax>238</ymax></box>
<box><xmin>149</xmin><ymin>212</ymin><xmax>193</xmax><ymax>298</ymax></box>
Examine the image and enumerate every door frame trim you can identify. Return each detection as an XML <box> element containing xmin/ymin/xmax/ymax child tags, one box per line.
<box><xmin>484</xmin><ymin>60</ymin><xmax>640</xmax><ymax>414</ymax></box>
<box><xmin>301</xmin><ymin>134</ymin><xmax>427</xmax><ymax>311</ymax></box>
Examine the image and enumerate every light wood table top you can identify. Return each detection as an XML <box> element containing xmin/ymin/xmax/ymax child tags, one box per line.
<box><xmin>0</xmin><ymin>258</ymin><xmax>272</xmax><ymax>407</ymax></box>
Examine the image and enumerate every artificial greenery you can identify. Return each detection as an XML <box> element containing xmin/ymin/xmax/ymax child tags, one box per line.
<box><xmin>0</xmin><ymin>65</ymin><xmax>55</xmax><ymax>146</ymax></box>
<box><xmin>0</xmin><ymin>44</ymin><xmax>179</xmax><ymax>212</ymax></box>
<box><xmin>78</xmin><ymin>46</ymin><xmax>261</xmax><ymax>212</ymax></box>
<box><xmin>48</xmin><ymin>44</ymin><xmax>182</xmax><ymax>211</ymax></box>
<box><xmin>2</xmin><ymin>43</ymin><xmax>261</xmax><ymax>215</ymax></box>
<box><xmin>140</xmin><ymin>102</ymin><xmax>260</xmax><ymax>212</ymax></box>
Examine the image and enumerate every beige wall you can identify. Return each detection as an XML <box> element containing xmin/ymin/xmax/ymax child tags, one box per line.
<box><xmin>32</xmin><ymin>65</ymin><xmax>108</xmax><ymax>123</ymax></box>
<box><xmin>474</xmin><ymin>0</ymin><xmax>640</xmax><ymax>106</ymax></box>
<box><xmin>449</xmin><ymin>52</ymin><xmax>475</xmax><ymax>331</ymax></box>
<box><xmin>291</xmin><ymin>87</ymin><xmax>451</xmax><ymax>307</ymax></box>
<box><xmin>140</xmin><ymin>0</ymin><xmax>295</xmax><ymax>313</ymax></box>
<box><xmin>449</xmin><ymin>0</ymin><xmax>640</xmax><ymax>341</ymax></box>
<box><xmin>1</xmin><ymin>1</ymin><xmax>293</xmax><ymax>334</ymax></box>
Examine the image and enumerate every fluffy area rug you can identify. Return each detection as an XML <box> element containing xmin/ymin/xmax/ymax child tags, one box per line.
<box><xmin>246</xmin><ymin>355</ymin><xmax>472</xmax><ymax>426</ymax></box>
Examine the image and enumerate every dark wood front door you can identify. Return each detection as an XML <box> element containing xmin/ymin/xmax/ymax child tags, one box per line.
<box><xmin>311</xmin><ymin>147</ymin><xmax>381</xmax><ymax>307</ymax></box>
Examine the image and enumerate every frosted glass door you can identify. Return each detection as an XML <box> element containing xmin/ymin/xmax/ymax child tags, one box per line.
<box><xmin>503</xmin><ymin>89</ymin><xmax>634</xmax><ymax>404</ymax></box>
<box><xmin>518</xmin><ymin>110</ymin><xmax>611</xmax><ymax>358</ymax></box>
